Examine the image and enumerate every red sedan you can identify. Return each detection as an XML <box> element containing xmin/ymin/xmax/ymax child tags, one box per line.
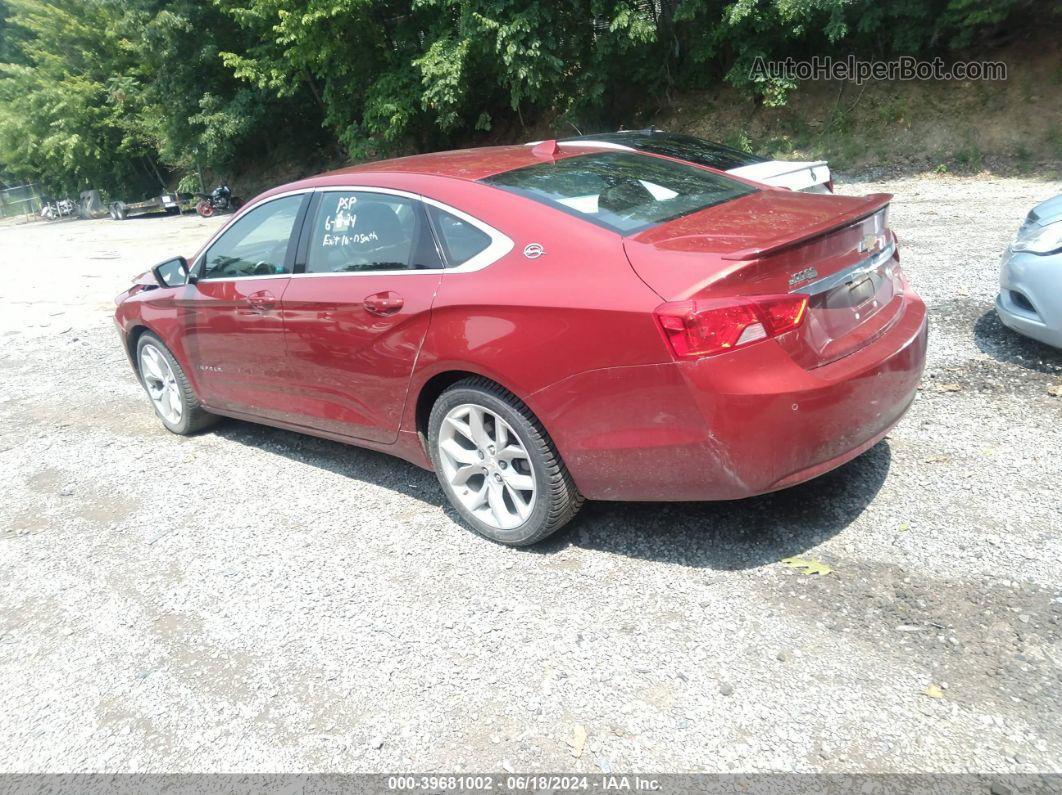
<box><xmin>114</xmin><ymin>142</ymin><xmax>927</xmax><ymax>545</ymax></box>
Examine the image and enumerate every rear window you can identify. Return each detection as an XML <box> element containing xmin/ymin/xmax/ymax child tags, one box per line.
<box><xmin>481</xmin><ymin>152</ymin><xmax>756</xmax><ymax>234</ymax></box>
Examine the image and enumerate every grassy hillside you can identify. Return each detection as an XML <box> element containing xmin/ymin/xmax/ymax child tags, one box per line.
<box><xmin>231</xmin><ymin>24</ymin><xmax>1061</xmax><ymax>197</ymax></box>
<box><xmin>600</xmin><ymin>30</ymin><xmax>1062</xmax><ymax>178</ymax></box>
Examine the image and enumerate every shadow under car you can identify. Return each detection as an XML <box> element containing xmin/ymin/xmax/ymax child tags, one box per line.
<box><xmin>211</xmin><ymin>419</ymin><xmax>891</xmax><ymax>569</ymax></box>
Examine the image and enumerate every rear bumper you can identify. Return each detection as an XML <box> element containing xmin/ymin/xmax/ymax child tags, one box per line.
<box><xmin>535</xmin><ymin>289</ymin><xmax>927</xmax><ymax>501</ymax></box>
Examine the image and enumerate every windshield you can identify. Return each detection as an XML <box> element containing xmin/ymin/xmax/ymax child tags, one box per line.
<box><xmin>481</xmin><ymin>152</ymin><xmax>757</xmax><ymax>234</ymax></box>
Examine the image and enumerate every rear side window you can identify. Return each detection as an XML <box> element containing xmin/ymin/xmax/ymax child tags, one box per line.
<box><xmin>481</xmin><ymin>151</ymin><xmax>756</xmax><ymax>234</ymax></box>
<box><xmin>428</xmin><ymin>205</ymin><xmax>491</xmax><ymax>266</ymax></box>
<box><xmin>306</xmin><ymin>192</ymin><xmax>420</xmax><ymax>273</ymax></box>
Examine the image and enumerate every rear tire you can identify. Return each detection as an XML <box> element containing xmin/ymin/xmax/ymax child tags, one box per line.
<box><xmin>196</xmin><ymin>200</ymin><xmax>214</xmax><ymax>218</ymax></box>
<box><xmin>135</xmin><ymin>332</ymin><xmax>217</xmax><ymax>435</ymax></box>
<box><xmin>428</xmin><ymin>377</ymin><xmax>583</xmax><ymax>546</ymax></box>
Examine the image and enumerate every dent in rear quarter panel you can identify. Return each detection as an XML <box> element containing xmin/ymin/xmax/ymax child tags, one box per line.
<box><xmin>530</xmin><ymin>288</ymin><xmax>927</xmax><ymax>501</ymax></box>
<box><xmin>529</xmin><ymin>361</ymin><xmax>720</xmax><ymax>500</ymax></box>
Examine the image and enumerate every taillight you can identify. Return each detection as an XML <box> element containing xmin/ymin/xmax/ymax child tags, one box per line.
<box><xmin>825</xmin><ymin>179</ymin><xmax>835</xmax><ymax>193</ymax></box>
<box><xmin>655</xmin><ymin>294</ymin><xmax>809</xmax><ymax>359</ymax></box>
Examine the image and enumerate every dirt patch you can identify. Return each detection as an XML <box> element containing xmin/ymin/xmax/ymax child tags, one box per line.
<box><xmin>772</xmin><ymin>559</ymin><xmax>1061</xmax><ymax>721</ymax></box>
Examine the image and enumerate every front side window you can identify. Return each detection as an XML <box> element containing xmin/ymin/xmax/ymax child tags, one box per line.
<box><xmin>306</xmin><ymin>192</ymin><xmax>420</xmax><ymax>273</ymax></box>
<box><xmin>481</xmin><ymin>152</ymin><xmax>757</xmax><ymax>234</ymax></box>
<box><xmin>201</xmin><ymin>195</ymin><xmax>302</xmax><ymax>280</ymax></box>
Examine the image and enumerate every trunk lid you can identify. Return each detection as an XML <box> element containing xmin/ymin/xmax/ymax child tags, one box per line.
<box><xmin>625</xmin><ymin>189</ymin><xmax>900</xmax><ymax>367</ymax></box>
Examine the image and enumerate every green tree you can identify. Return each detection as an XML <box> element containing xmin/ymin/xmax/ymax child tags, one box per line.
<box><xmin>0</xmin><ymin>0</ymin><xmax>1033</xmax><ymax>195</ymax></box>
<box><xmin>212</xmin><ymin>0</ymin><xmax>673</xmax><ymax>157</ymax></box>
<box><xmin>0</xmin><ymin>0</ymin><xmax>323</xmax><ymax>195</ymax></box>
<box><xmin>0</xmin><ymin>0</ymin><xmax>153</xmax><ymax>194</ymax></box>
<box><xmin>673</xmin><ymin>0</ymin><xmax>1028</xmax><ymax>105</ymax></box>
<box><xmin>131</xmin><ymin>0</ymin><xmax>323</xmax><ymax>192</ymax></box>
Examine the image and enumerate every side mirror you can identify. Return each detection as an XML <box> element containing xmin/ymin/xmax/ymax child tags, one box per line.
<box><xmin>151</xmin><ymin>256</ymin><xmax>193</xmax><ymax>288</ymax></box>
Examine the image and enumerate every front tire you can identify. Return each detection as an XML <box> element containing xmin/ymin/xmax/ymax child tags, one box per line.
<box><xmin>135</xmin><ymin>333</ymin><xmax>216</xmax><ymax>435</ymax></box>
<box><xmin>428</xmin><ymin>378</ymin><xmax>583</xmax><ymax>546</ymax></box>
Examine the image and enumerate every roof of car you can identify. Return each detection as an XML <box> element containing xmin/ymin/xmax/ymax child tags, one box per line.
<box><xmin>320</xmin><ymin>144</ymin><xmax>599</xmax><ymax>182</ymax></box>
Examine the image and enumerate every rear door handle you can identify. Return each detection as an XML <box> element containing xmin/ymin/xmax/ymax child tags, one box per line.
<box><xmin>245</xmin><ymin>290</ymin><xmax>276</xmax><ymax>314</ymax></box>
<box><xmin>364</xmin><ymin>291</ymin><xmax>404</xmax><ymax>316</ymax></box>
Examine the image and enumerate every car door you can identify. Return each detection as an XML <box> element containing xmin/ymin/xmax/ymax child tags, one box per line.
<box><xmin>280</xmin><ymin>189</ymin><xmax>444</xmax><ymax>443</ymax></box>
<box><xmin>179</xmin><ymin>192</ymin><xmax>309</xmax><ymax>419</ymax></box>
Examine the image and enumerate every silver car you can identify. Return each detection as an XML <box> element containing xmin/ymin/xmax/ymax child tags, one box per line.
<box><xmin>997</xmin><ymin>194</ymin><xmax>1062</xmax><ymax>348</ymax></box>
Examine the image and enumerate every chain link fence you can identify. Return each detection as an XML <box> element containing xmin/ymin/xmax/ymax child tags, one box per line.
<box><xmin>0</xmin><ymin>183</ymin><xmax>43</xmax><ymax>219</ymax></box>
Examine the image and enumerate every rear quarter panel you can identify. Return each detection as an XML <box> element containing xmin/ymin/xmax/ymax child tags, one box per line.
<box><xmin>404</xmin><ymin>180</ymin><xmax>669</xmax><ymax>426</ymax></box>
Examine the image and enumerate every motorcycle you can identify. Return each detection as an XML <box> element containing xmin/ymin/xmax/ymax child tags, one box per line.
<box><xmin>195</xmin><ymin>184</ymin><xmax>244</xmax><ymax>218</ymax></box>
<box><xmin>40</xmin><ymin>197</ymin><xmax>76</xmax><ymax>220</ymax></box>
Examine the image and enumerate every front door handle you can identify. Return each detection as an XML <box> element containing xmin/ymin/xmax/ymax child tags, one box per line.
<box><xmin>364</xmin><ymin>291</ymin><xmax>404</xmax><ymax>317</ymax></box>
<box><xmin>245</xmin><ymin>290</ymin><xmax>276</xmax><ymax>314</ymax></box>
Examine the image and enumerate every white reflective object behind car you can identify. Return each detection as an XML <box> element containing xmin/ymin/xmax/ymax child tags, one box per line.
<box><xmin>726</xmin><ymin>159</ymin><xmax>832</xmax><ymax>193</ymax></box>
<box><xmin>532</xmin><ymin>130</ymin><xmax>833</xmax><ymax>193</ymax></box>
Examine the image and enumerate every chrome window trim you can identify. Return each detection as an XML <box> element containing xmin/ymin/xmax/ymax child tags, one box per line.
<box><xmin>301</xmin><ymin>186</ymin><xmax>512</xmax><ymax>277</ymax></box>
<box><xmin>792</xmin><ymin>241</ymin><xmax>896</xmax><ymax>296</ymax></box>
<box><xmin>418</xmin><ymin>194</ymin><xmax>514</xmax><ymax>273</ymax></box>
<box><xmin>193</xmin><ymin>273</ymin><xmax>294</xmax><ymax>283</ymax></box>
<box><xmin>193</xmin><ymin>189</ymin><xmax>312</xmax><ymax>283</ymax></box>
<box><xmin>192</xmin><ymin>185</ymin><xmax>513</xmax><ymax>282</ymax></box>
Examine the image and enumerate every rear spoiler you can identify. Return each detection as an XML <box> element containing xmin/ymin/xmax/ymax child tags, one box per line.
<box><xmin>722</xmin><ymin>193</ymin><xmax>892</xmax><ymax>261</ymax></box>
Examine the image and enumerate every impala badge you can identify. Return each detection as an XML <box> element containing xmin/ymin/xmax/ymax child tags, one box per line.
<box><xmin>523</xmin><ymin>243</ymin><xmax>545</xmax><ymax>259</ymax></box>
<box><xmin>788</xmin><ymin>267</ymin><xmax>818</xmax><ymax>288</ymax></box>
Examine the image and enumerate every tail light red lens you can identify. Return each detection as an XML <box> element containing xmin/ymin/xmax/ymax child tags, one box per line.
<box><xmin>655</xmin><ymin>294</ymin><xmax>809</xmax><ymax>359</ymax></box>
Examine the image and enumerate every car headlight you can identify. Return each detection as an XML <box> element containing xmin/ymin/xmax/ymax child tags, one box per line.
<box><xmin>1012</xmin><ymin>219</ymin><xmax>1062</xmax><ymax>255</ymax></box>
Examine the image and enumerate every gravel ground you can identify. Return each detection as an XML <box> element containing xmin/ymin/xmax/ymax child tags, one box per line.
<box><xmin>1</xmin><ymin>173</ymin><xmax>1060</xmax><ymax>774</ymax></box>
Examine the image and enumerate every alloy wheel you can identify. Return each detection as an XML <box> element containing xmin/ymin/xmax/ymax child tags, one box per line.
<box><xmin>139</xmin><ymin>344</ymin><xmax>183</xmax><ymax>425</ymax></box>
<box><xmin>437</xmin><ymin>403</ymin><xmax>537</xmax><ymax>531</ymax></box>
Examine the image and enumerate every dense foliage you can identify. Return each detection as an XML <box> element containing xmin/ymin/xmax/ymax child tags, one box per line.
<box><xmin>0</xmin><ymin>0</ymin><xmax>1037</xmax><ymax>196</ymax></box>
